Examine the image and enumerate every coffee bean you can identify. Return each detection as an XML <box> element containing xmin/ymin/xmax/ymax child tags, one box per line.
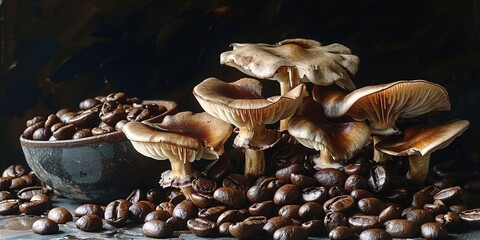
<box><xmin>32</xmin><ymin>128</ymin><xmax>51</xmax><ymax>140</ymax></box>
<box><xmin>126</xmin><ymin>188</ymin><xmax>146</xmax><ymax>204</ymax></box>
<box><xmin>52</xmin><ymin>123</ymin><xmax>75</xmax><ymax>140</ymax></box>
<box><xmin>435</xmin><ymin>211</ymin><xmax>461</xmax><ymax>229</ymax></box>
<box><xmin>433</xmin><ymin>186</ymin><xmax>462</xmax><ymax>204</ymax></box>
<box><xmin>357</xmin><ymin>197</ymin><xmax>386</xmax><ymax>215</ymax></box>
<box><xmin>198</xmin><ymin>206</ymin><xmax>227</xmax><ymax>222</ymax></box>
<box><xmin>190</xmin><ymin>193</ymin><xmax>217</xmax><ymax>209</ymax></box>
<box><xmin>166</xmin><ymin>216</ymin><xmax>187</xmax><ymax>230</ymax></box>
<box><xmin>74</xmin><ymin>204</ymin><xmax>104</xmax><ymax>217</ymax></box>
<box><xmin>264</xmin><ymin>216</ymin><xmax>294</xmax><ymax>237</ymax></box>
<box><xmin>9</xmin><ymin>177</ymin><xmax>27</xmax><ymax>190</ymax></box>
<box><xmin>17</xmin><ymin>186</ymin><xmax>48</xmax><ymax>201</ymax></box>
<box><xmin>344</xmin><ymin>174</ymin><xmax>368</xmax><ymax>192</ymax></box>
<box><xmin>213</xmin><ymin>187</ymin><xmax>247</xmax><ymax>208</ymax></box>
<box><xmin>172</xmin><ymin>200</ymin><xmax>198</xmax><ymax>221</ymax></box>
<box><xmin>324</xmin><ymin>211</ymin><xmax>348</xmax><ymax>232</ymax></box>
<box><xmin>229</xmin><ymin>216</ymin><xmax>265</xmax><ymax>239</ymax></box>
<box><xmin>412</xmin><ymin>189</ymin><xmax>434</xmax><ymax>208</ymax></box>
<box><xmin>32</xmin><ymin>218</ymin><xmax>59</xmax><ymax>235</ymax></box>
<box><xmin>0</xmin><ymin>191</ymin><xmax>15</xmax><ymax>201</ymax></box>
<box><xmin>138</xmin><ymin>200</ymin><xmax>157</xmax><ymax>211</ymax></box>
<box><xmin>404</xmin><ymin>209</ymin><xmax>434</xmax><ymax>225</ymax></box>
<box><xmin>267</xmin><ymin>178</ymin><xmax>288</xmax><ymax>192</ymax></box>
<box><xmin>275</xmin><ymin>163</ymin><xmax>305</xmax><ymax>181</ymax></box>
<box><xmin>187</xmin><ymin>218</ymin><xmax>218</xmax><ymax>237</ymax></box>
<box><xmin>129</xmin><ymin>201</ymin><xmax>154</xmax><ymax>223</ymax></box>
<box><xmin>142</xmin><ymin>220</ymin><xmax>173</xmax><ymax>238</ymax></box>
<box><xmin>218</xmin><ymin>222</ymin><xmax>233</xmax><ymax>236</ymax></box>
<box><xmin>192</xmin><ymin>177</ymin><xmax>219</xmax><ymax>195</ymax></box>
<box><xmin>26</xmin><ymin>116</ymin><xmax>45</xmax><ymax>127</ymax></box>
<box><xmin>127</xmin><ymin>108</ymin><xmax>152</xmax><ymax>122</ymax></box>
<box><xmin>301</xmin><ymin>220</ymin><xmax>324</xmax><ymax>236</ymax></box>
<box><xmin>76</xmin><ymin>214</ymin><xmax>103</xmax><ymax>232</ymax></box>
<box><xmin>459</xmin><ymin>208</ymin><xmax>480</xmax><ymax>228</ymax></box>
<box><xmin>0</xmin><ymin>199</ymin><xmax>20</xmax><ymax>215</ymax></box>
<box><xmin>424</xmin><ymin>203</ymin><xmax>448</xmax><ymax>216</ymax></box>
<box><xmin>384</xmin><ymin>219</ymin><xmax>419</xmax><ymax>238</ymax></box>
<box><xmin>350</xmin><ymin>189</ymin><xmax>374</xmax><ymax>201</ymax></box>
<box><xmin>274</xmin><ymin>184</ymin><xmax>300</xmax><ymax>206</ymax></box>
<box><xmin>92</xmin><ymin>125</ymin><xmax>115</xmax><ymax>135</ymax></box>
<box><xmin>247</xmin><ymin>185</ymin><xmax>273</xmax><ymax>203</ymax></box>
<box><xmin>249</xmin><ymin>200</ymin><xmax>276</xmax><ymax>217</ymax></box>
<box><xmin>278</xmin><ymin>204</ymin><xmax>301</xmax><ymax>219</ymax></box>
<box><xmin>104</xmin><ymin>199</ymin><xmax>130</xmax><ymax>227</ymax></box>
<box><xmin>21</xmin><ymin>173</ymin><xmax>39</xmax><ymax>186</ymax></box>
<box><xmin>273</xmin><ymin>225</ymin><xmax>308</xmax><ymax>240</ymax></box>
<box><xmin>421</xmin><ymin>222</ymin><xmax>448</xmax><ymax>239</ymax></box>
<box><xmin>216</xmin><ymin>209</ymin><xmax>249</xmax><ymax>225</ymax></box>
<box><xmin>19</xmin><ymin>200</ymin><xmax>49</xmax><ymax>215</ymax></box>
<box><xmin>48</xmin><ymin>207</ymin><xmax>73</xmax><ymax>224</ymax></box>
<box><xmin>379</xmin><ymin>205</ymin><xmax>403</xmax><ymax>223</ymax></box>
<box><xmin>106</xmin><ymin>92</ymin><xmax>127</xmax><ymax>103</ymax></box>
<box><xmin>449</xmin><ymin>204</ymin><xmax>467</xmax><ymax>214</ymax></box>
<box><xmin>3</xmin><ymin>165</ymin><xmax>25</xmax><ymax>178</ymax></box>
<box><xmin>368</xmin><ymin>165</ymin><xmax>390</xmax><ymax>193</ymax></box>
<box><xmin>68</xmin><ymin>107</ymin><xmax>100</xmax><ymax>127</ymax></box>
<box><xmin>359</xmin><ymin>228</ymin><xmax>392</xmax><ymax>240</ymax></box>
<box><xmin>0</xmin><ymin>178</ymin><xmax>12</xmax><ymax>191</ymax></box>
<box><xmin>290</xmin><ymin>173</ymin><xmax>317</xmax><ymax>189</ymax></box>
<box><xmin>144</xmin><ymin>210</ymin><xmax>171</xmax><ymax>223</ymax></box>
<box><xmin>79</xmin><ymin>98</ymin><xmax>101</xmax><ymax>110</ymax></box>
<box><xmin>298</xmin><ymin>202</ymin><xmax>324</xmax><ymax>220</ymax></box>
<box><xmin>315</xmin><ymin>168</ymin><xmax>347</xmax><ymax>189</ymax></box>
<box><xmin>323</xmin><ymin>195</ymin><xmax>355</xmax><ymax>213</ymax></box>
<box><xmin>156</xmin><ymin>201</ymin><xmax>175</xmax><ymax>214</ymax></box>
<box><xmin>205</xmin><ymin>152</ymin><xmax>233</xmax><ymax>181</ymax></box>
<box><xmin>223</xmin><ymin>173</ymin><xmax>250</xmax><ymax>192</ymax></box>
<box><xmin>271</xmin><ymin>145</ymin><xmax>306</xmax><ymax>170</ymax></box>
<box><xmin>348</xmin><ymin>215</ymin><xmax>382</xmax><ymax>233</ymax></box>
<box><xmin>383</xmin><ymin>188</ymin><xmax>409</xmax><ymax>204</ymax></box>
<box><xmin>328</xmin><ymin>226</ymin><xmax>355</xmax><ymax>240</ymax></box>
<box><xmin>55</xmin><ymin>108</ymin><xmax>71</xmax><ymax>119</ymax></box>
<box><xmin>115</xmin><ymin>120</ymin><xmax>128</xmax><ymax>131</ymax></box>
<box><xmin>60</xmin><ymin>112</ymin><xmax>77</xmax><ymax>124</ymax></box>
<box><xmin>344</xmin><ymin>163</ymin><xmax>369</xmax><ymax>177</ymax></box>
<box><xmin>73</xmin><ymin>129</ymin><xmax>93</xmax><ymax>139</ymax></box>
<box><xmin>23</xmin><ymin>121</ymin><xmax>45</xmax><ymax>139</ymax></box>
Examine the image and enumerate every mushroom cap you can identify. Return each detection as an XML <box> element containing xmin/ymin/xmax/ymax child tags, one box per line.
<box><xmin>123</xmin><ymin>111</ymin><xmax>233</xmax><ymax>162</ymax></box>
<box><xmin>375</xmin><ymin>119</ymin><xmax>470</xmax><ymax>157</ymax></box>
<box><xmin>313</xmin><ymin>80</ymin><xmax>451</xmax><ymax>136</ymax></box>
<box><xmin>288</xmin><ymin>97</ymin><xmax>371</xmax><ymax>160</ymax></box>
<box><xmin>220</xmin><ymin>38</ymin><xmax>359</xmax><ymax>91</ymax></box>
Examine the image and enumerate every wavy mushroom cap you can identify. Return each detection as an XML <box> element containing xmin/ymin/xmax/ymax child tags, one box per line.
<box><xmin>193</xmin><ymin>77</ymin><xmax>308</xmax><ymax>127</ymax></box>
<box><xmin>375</xmin><ymin>119</ymin><xmax>470</xmax><ymax>157</ymax></box>
<box><xmin>288</xmin><ymin>97</ymin><xmax>371</xmax><ymax>160</ymax></box>
<box><xmin>123</xmin><ymin>111</ymin><xmax>233</xmax><ymax>161</ymax></box>
<box><xmin>220</xmin><ymin>38</ymin><xmax>359</xmax><ymax>91</ymax></box>
<box><xmin>313</xmin><ymin>80</ymin><xmax>451</xmax><ymax>136</ymax></box>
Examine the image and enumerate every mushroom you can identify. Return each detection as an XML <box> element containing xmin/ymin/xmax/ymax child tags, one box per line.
<box><xmin>288</xmin><ymin>97</ymin><xmax>371</xmax><ymax>169</ymax></box>
<box><xmin>220</xmin><ymin>38</ymin><xmax>359</xmax><ymax>130</ymax></box>
<box><xmin>313</xmin><ymin>80</ymin><xmax>451</xmax><ymax>162</ymax></box>
<box><xmin>375</xmin><ymin>119</ymin><xmax>469</xmax><ymax>184</ymax></box>
<box><xmin>122</xmin><ymin>111</ymin><xmax>233</xmax><ymax>198</ymax></box>
<box><xmin>193</xmin><ymin>77</ymin><xmax>308</xmax><ymax>178</ymax></box>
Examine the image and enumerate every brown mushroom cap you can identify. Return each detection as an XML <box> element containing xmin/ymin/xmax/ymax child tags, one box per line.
<box><xmin>193</xmin><ymin>77</ymin><xmax>307</xmax><ymax>150</ymax></box>
<box><xmin>313</xmin><ymin>80</ymin><xmax>451</xmax><ymax>136</ymax></box>
<box><xmin>220</xmin><ymin>38</ymin><xmax>359</xmax><ymax>91</ymax></box>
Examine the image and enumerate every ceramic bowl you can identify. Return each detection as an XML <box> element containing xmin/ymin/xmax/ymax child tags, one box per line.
<box><xmin>19</xmin><ymin>100</ymin><xmax>176</xmax><ymax>203</ymax></box>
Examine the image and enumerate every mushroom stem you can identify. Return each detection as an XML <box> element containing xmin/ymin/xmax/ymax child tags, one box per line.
<box><xmin>169</xmin><ymin>157</ymin><xmax>196</xmax><ymax>199</ymax></box>
<box><xmin>312</xmin><ymin>148</ymin><xmax>343</xmax><ymax>169</ymax></box>
<box><xmin>373</xmin><ymin>136</ymin><xmax>390</xmax><ymax>162</ymax></box>
<box><xmin>406</xmin><ymin>153</ymin><xmax>431</xmax><ymax>185</ymax></box>
<box><xmin>277</xmin><ymin>68</ymin><xmax>302</xmax><ymax>132</ymax></box>
<box><xmin>244</xmin><ymin>149</ymin><xmax>265</xmax><ymax>178</ymax></box>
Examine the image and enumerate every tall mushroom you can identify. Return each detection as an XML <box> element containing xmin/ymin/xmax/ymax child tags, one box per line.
<box><xmin>123</xmin><ymin>111</ymin><xmax>233</xmax><ymax>198</ymax></box>
<box><xmin>220</xmin><ymin>38</ymin><xmax>359</xmax><ymax>130</ymax></box>
<box><xmin>375</xmin><ymin>119</ymin><xmax>469</xmax><ymax>184</ymax></box>
<box><xmin>313</xmin><ymin>80</ymin><xmax>451</xmax><ymax>162</ymax></box>
<box><xmin>288</xmin><ymin>97</ymin><xmax>371</xmax><ymax>169</ymax></box>
<box><xmin>193</xmin><ymin>77</ymin><xmax>308</xmax><ymax>178</ymax></box>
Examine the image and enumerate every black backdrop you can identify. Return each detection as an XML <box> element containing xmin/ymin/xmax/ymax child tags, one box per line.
<box><xmin>1</xmin><ymin>0</ymin><xmax>479</xmax><ymax>171</ymax></box>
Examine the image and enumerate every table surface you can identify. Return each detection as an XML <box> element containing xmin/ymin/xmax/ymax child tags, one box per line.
<box><xmin>0</xmin><ymin>197</ymin><xmax>479</xmax><ymax>240</ymax></box>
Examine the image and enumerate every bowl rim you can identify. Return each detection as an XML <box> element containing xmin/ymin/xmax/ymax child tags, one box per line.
<box><xmin>19</xmin><ymin>100</ymin><xmax>177</xmax><ymax>148</ymax></box>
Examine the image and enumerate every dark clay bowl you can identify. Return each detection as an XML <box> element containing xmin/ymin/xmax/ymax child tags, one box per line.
<box><xmin>19</xmin><ymin>100</ymin><xmax>177</xmax><ymax>203</ymax></box>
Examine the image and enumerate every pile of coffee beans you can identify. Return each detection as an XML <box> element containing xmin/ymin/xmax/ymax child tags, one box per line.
<box><xmin>22</xmin><ymin>92</ymin><xmax>168</xmax><ymax>141</ymax></box>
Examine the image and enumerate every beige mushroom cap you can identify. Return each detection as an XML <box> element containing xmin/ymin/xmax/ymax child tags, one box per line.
<box><xmin>288</xmin><ymin>97</ymin><xmax>371</xmax><ymax>161</ymax></box>
<box><xmin>313</xmin><ymin>80</ymin><xmax>451</xmax><ymax>136</ymax></box>
<box><xmin>375</xmin><ymin>119</ymin><xmax>470</xmax><ymax>157</ymax></box>
<box><xmin>220</xmin><ymin>38</ymin><xmax>359</xmax><ymax>91</ymax></box>
<box><xmin>193</xmin><ymin>77</ymin><xmax>307</xmax><ymax>150</ymax></box>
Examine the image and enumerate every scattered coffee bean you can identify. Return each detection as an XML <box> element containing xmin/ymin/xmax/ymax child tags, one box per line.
<box><xmin>264</xmin><ymin>216</ymin><xmax>294</xmax><ymax>237</ymax></box>
<box><xmin>104</xmin><ymin>199</ymin><xmax>130</xmax><ymax>227</ymax></box>
<box><xmin>32</xmin><ymin>218</ymin><xmax>59</xmax><ymax>235</ymax></box>
<box><xmin>384</xmin><ymin>219</ymin><xmax>419</xmax><ymax>238</ymax></box>
<box><xmin>142</xmin><ymin>220</ymin><xmax>173</xmax><ymax>238</ymax></box>
<box><xmin>74</xmin><ymin>204</ymin><xmax>104</xmax><ymax>218</ymax></box>
<box><xmin>421</xmin><ymin>222</ymin><xmax>448</xmax><ymax>239</ymax></box>
<box><xmin>273</xmin><ymin>184</ymin><xmax>301</xmax><ymax>206</ymax></box>
<box><xmin>48</xmin><ymin>207</ymin><xmax>73</xmax><ymax>224</ymax></box>
<box><xmin>459</xmin><ymin>208</ymin><xmax>480</xmax><ymax>228</ymax></box>
<box><xmin>76</xmin><ymin>214</ymin><xmax>103</xmax><ymax>232</ymax></box>
<box><xmin>187</xmin><ymin>218</ymin><xmax>218</xmax><ymax>237</ymax></box>
<box><xmin>329</xmin><ymin>226</ymin><xmax>355</xmax><ymax>240</ymax></box>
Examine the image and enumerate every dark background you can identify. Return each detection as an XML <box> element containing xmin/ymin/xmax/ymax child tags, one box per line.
<box><xmin>1</xmin><ymin>0</ymin><xmax>479</xmax><ymax>171</ymax></box>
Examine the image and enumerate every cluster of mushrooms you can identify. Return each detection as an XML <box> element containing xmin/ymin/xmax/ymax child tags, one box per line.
<box><xmin>123</xmin><ymin>38</ymin><xmax>469</xmax><ymax>199</ymax></box>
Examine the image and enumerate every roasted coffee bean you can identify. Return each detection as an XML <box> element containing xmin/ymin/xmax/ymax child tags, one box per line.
<box><xmin>302</xmin><ymin>186</ymin><xmax>328</xmax><ymax>203</ymax></box>
<box><xmin>190</xmin><ymin>193</ymin><xmax>217</xmax><ymax>209</ymax></box>
<box><xmin>100</xmin><ymin>101</ymin><xmax>127</xmax><ymax>126</ymax></box>
<box><xmin>264</xmin><ymin>216</ymin><xmax>294</xmax><ymax>237</ymax></box>
<box><xmin>142</xmin><ymin>220</ymin><xmax>173</xmax><ymax>238</ymax></box>
<box><xmin>92</xmin><ymin>125</ymin><xmax>115</xmax><ymax>135</ymax></box>
<box><xmin>52</xmin><ymin>123</ymin><xmax>75</xmax><ymax>140</ymax></box>
<box><xmin>223</xmin><ymin>173</ymin><xmax>250</xmax><ymax>192</ymax></box>
<box><xmin>449</xmin><ymin>204</ymin><xmax>467</xmax><ymax>214</ymax></box>
<box><xmin>290</xmin><ymin>173</ymin><xmax>317</xmax><ymax>189</ymax></box>
<box><xmin>26</xmin><ymin>116</ymin><xmax>45</xmax><ymax>127</ymax></box>
<box><xmin>384</xmin><ymin>219</ymin><xmax>419</xmax><ymax>238</ymax></box>
<box><xmin>249</xmin><ymin>200</ymin><xmax>276</xmax><ymax>217</ymax></box>
<box><xmin>76</xmin><ymin>214</ymin><xmax>103</xmax><ymax>232</ymax></box>
<box><xmin>74</xmin><ymin>204</ymin><xmax>104</xmax><ymax>217</ymax></box>
<box><xmin>433</xmin><ymin>186</ymin><xmax>462</xmax><ymax>204</ymax></box>
<box><xmin>166</xmin><ymin>216</ymin><xmax>187</xmax><ymax>230</ymax></box>
<box><xmin>275</xmin><ymin>163</ymin><xmax>305</xmax><ymax>181</ymax></box>
<box><xmin>19</xmin><ymin>200</ymin><xmax>49</xmax><ymax>215</ymax></box>
<box><xmin>0</xmin><ymin>191</ymin><xmax>14</xmax><ymax>201</ymax></box>
<box><xmin>344</xmin><ymin>163</ymin><xmax>369</xmax><ymax>177</ymax></box>
<box><xmin>129</xmin><ymin>201</ymin><xmax>154</xmax><ymax>222</ymax></box>
<box><xmin>216</xmin><ymin>209</ymin><xmax>249</xmax><ymax>225</ymax></box>
<box><xmin>198</xmin><ymin>206</ymin><xmax>227</xmax><ymax>222</ymax></box>
<box><xmin>274</xmin><ymin>184</ymin><xmax>300</xmax><ymax>206</ymax></box>
<box><xmin>106</xmin><ymin>92</ymin><xmax>127</xmax><ymax>103</ymax></box>
<box><xmin>17</xmin><ymin>186</ymin><xmax>48</xmax><ymax>201</ymax></box>
<box><xmin>156</xmin><ymin>201</ymin><xmax>175</xmax><ymax>214</ymax></box>
<box><xmin>329</xmin><ymin>226</ymin><xmax>355</xmax><ymax>240</ymax></box>
<box><xmin>205</xmin><ymin>151</ymin><xmax>233</xmax><ymax>181</ymax></box>
<box><xmin>315</xmin><ymin>168</ymin><xmax>347</xmax><ymax>189</ymax></box>
<box><xmin>32</xmin><ymin>128</ymin><xmax>51</xmax><ymax>140</ymax></box>
<box><xmin>324</xmin><ymin>211</ymin><xmax>348</xmax><ymax>232</ymax></box>
<box><xmin>0</xmin><ymin>177</ymin><xmax>12</xmax><ymax>191</ymax></box>
<box><xmin>126</xmin><ymin>188</ymin><xmax>146</xmax><ymax>204</ymax></box>
<box><xmin>344</xmin><ymin>174</ymin><xmax>368</xmax><ymax>192</ymax></box>
<box><xmin>0</xmin><ymin>199</ymin><xmax>20</xmax><ymax>215</ymax></box>
<box><xmin>350</xmin><ymin>189</ymin><xmax>374</xmax><ymax>201</ymax></box>
<box><xmin>214</xmin><ymin>187</ymin><xmax>247</xmax><ymax>208</ymax></box>
<box><xmin>23</xmin><ymin>121</ymin><xmax>45</xmax><ymax>139</ymax></box>
<box><xmin>68</xmin><ymin>107</ymin><xmax>100</xmax><ymax>127</ymax></box>
<box><xmin>32</xmin><ymin>218</ymin><xmax>59</xmax><ymax>235</ymax></box>
<box><xmin>73</xmin><ymin>129</ymin><xmax>93</xmax><ymax>139</ymax></box>
<box><xmin>348</xmin><ymin>215</ymin><xmax>382</xmax><ymax>233</ymax></box>
<box><xmin>323</xmin><ymin>195</ymin><xmax>355</xmax><ymax>213</ymax></box>
<box><xmin>368</xmin><ymin>165</ymin><xmax>389</xmax><ymax>192</ymax></box>
<box><xmin>55</xmin><ymin>108</ymin><xmax>71</xmax><ymax>118</ymax></box>
<box><xmin>104</xmin><ymin>199</ymin><xmax>130</xmax><ymax>227</ymax></box>
<box><xmin>138</xmin><ymin>200</ymin><xmax>157</xmax><ymax>211</ymax></box>
<box><xmin>435</xmin><ymin>211</ymin><xmax>461</xmax><ymax>229</ymax></box>
<box><xmin>187</xmin><ymin>218</ymin><xmax>218</xmax><ymax>237</ymax></box>
<box><xmin>3</xmin><ymin>165</ymin><xmax>25</xmax><ymax>178</ymax></box>
<box><xmin>383</xmin><ymin>188</ymin><xmax>409</xmax><ymax>204</ymax></box>
<box><xmin>192</xmin><ymin>177</ymin><xmax>218</xmax><ymax>195</ymax></box>
<box><xmin>267</xmin><ymin>178</ymin><xmax>288</xmax><ymax>192</ymax></box>
<box><xmin>218</xmin><ymin>222</ymin><xmax>233</xmax><ymax>236</ymax></box>
<box><xmin>329</xmin><ymin>186</ymin><xmax>349</xmax><ymax>198</ymax></box>
<box><xmin>298</xmin><ymin>202</ymin><xmax>324</xmax><ymax>220</ymax></box>
<box><xmin>9</xmin><ymin>177</ymin><xmax>27</xmax><ymax>190</ymax></box>
<box><xmin>169</xmin><ymin>194</ymin><xmax>186</xmax><ymax>206</ymax></box>
<box><xmin>357</xmin><ymin>197</ymin><xmax>386</xmax><ymax>215</ymax></box>
<box><xmin>379</xmin><ymin>205</ymin><xmax>403</xmax><ymax>223</ymax></box>
<box><xmin>459</xmin><ymin>208</ymin><xmax>480</xmax><ymax>228</ymax></box>
<box><xmin>47</xmin><ymin>207</ymin><xmax>73</xmax><ymax>224</ymax></box>
<box><xmin>359</xmin><ymin>228</ymin><xmax>392</xmax><ymax>240</ymax></box>
<box><xmin>144</xmin><ymin>210</ymin><xmax>171</xmax><ymax>223</ymax></box>
<box><xmin>229</xmin><ymin>216</ymin><xmax>265</xmax><ymax>239</ymax></box>
<box><xmin>59</xmin><ymin>112</ymin><xmax>77</xmax><ymax>124</ymax></box>
<box><xmin>79</xmin><ymin>98</ymin><xmax>101</xmax><ymax>110</ymax></box>
<box><xmin>412</xmin><ymin>189</ymin><xmax>434</xmax><ymax>208</ymax></box>
<box><xmin>278</xmin><ymin>204</ymin><xmax>301</xmax><ymax>219</ymax></box>
<box><xmin>424</xmin><ymin>203</ymin><xmax>448</xmax><ymax>216</ymax></box>
<box><xmin>405</xmin><ymin>209</ymin><xmax>434</xmax><ymax>225</ymax></box>
<box><xmin>302</xmin><ymin>220</ymin><xmax>324</xmax><ymax>236</ymax></box>
<box><xmin>21</xmin><ymin>173</ymin><xmax>38</xmax><ymax>186</ymax></box>
<box><xmin>172</xmin><ymin>200</ymin><xmax>198</xmax><ymax>221</ymax></box>
<box><xmin>273</xmin><ymin>225</ymin><xmax>308</xmax><ymax>240</ymax></box>
<box><xmin>127</xmin><ymin>108</ymin><xmax>152</xmax><ymax>122</ymax></box>
<box><xmin>247</xmin><ymin>185</ymin><xmax>273</xmax><ymax>203</ymax></box>
<box><xmin>145</xmin><ymin>188</ymin><xmax>164</xmax><ymax>205</ymax></box>
<box><xmin>50</xmin><ymin>122</ymin><xmax>65</xmax><ymax>133</ymax></box>
<box><xmin>421</xmin><ymin>222</ymin><xmax>448</xmax><ymax>239</ymax></box>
